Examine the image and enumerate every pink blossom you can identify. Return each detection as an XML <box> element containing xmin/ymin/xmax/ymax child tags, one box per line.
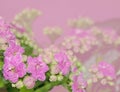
<box><xmin>4</xmin><ymin>42</ymin><xmax>24</xmax><ymax>60</ymax></box>
<box><xmin>54</xmin><ymin>52</ymin><xmax>71</xmax><ymax>75</ymax></box>
<box><xmin>98</xmin><ymin>61</ymin><xmax>116</xmax><ymax>79</ymax></box>
<box><xmin>0</xmin><ymin>17</ymin><xmax>16</xmax><ymax>43</ymax></box>
<box><xmin>3</xmin><ymin>57</ymin><xmax>26</xmax><ymax>83</ymax></box>
<box><xmin>23</xmin><ymin>76</ymin><xmax>35</xmax><ymax>89</ymax></box>
<box><xmin>27</xmin><ymin>56</ymin><xmax>49</xmax><ymax>81</ymax></box>
<box><xmin>72</xmin><ymin>73</ymin><xmax>87</xmax><ymax>92</ymax></box>
<box><xmin>11</xmin><ymin>23</ymin><xmax>25</xmax><ymax>33</ymax></box>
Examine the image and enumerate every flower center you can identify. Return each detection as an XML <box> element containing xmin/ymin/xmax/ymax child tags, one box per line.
<box><xmin>9</xmin><ymin>67</ymin><xmax>16</xmax><ymax>73</ymax></box>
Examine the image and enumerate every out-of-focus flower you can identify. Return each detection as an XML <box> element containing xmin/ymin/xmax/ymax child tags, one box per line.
<box><xmin>11</xmin><ymin>23</ymin><xmax>25</xmax><ymax>33</ymax></box>
<box><xmin>89</xmin><ymin>61</ymin><xmax>116</xmax><ymax>86</ymax></box>
<box><xmin>54</xmin><ymin>52</ymin><xmax>71</xmax><ymax>75</ymax></box>
<box><xmin>23</xmin><ymin>76</ymin><xmax>35</xmax><ymax>89</ymax></box>
<box><xmin>72</xmin><ymin>73</ymin><xmax>87</xmax><ymax>92</ymax></box>
<box><xmin>98</xmin><ymin>61</ymin><xmax>116</xmax><ymax>79</ymax></box>
<box><xmin>43</xmin><ymin>26</ymin><xmax>63</xmax><ymax>42</ymax></box>
<box><xmin>68</xmin><ymin>17</ymin><xmax>94</xmax><ymax>29</ymax></box>
<box><xmin>50</xmin><ymin>64</ymin><xmax>60</xmax><ymax>75</ymax></box>
<box><xmin>0</xmin><ymin>17</ymin><xmax>16</xmax><ymax>44</ymax></box>
<box><xmin>3</xmin><ymin>58</ymin><xmax>26</xmax><ymax>83</ymax></box>
<box><xmin>27</xmin><ymin>56</ymin><xmax>49</xmax><ymax>81</ymax></box>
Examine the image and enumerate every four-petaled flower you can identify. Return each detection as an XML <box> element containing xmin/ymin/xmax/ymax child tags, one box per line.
<box><xmin>54</xmin><ymin>52</ymin><xmax>71</xmax><ymax>75</ymax></box>
<box><xmin>27</xmin><ymin>56</ymin><xmax>49</xmax><ymax>81</ymax></box>
<box><xmin>3</xmin><ymin>58</ymin><xmax>26</xmax><ymax>83</ymax></box>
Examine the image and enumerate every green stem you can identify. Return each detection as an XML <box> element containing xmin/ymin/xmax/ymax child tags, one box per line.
<box><xmin>35</xmin><ymin>77</ymin><xmax>70</xmax><ymax>92</ymax></box>
<box><xmin>35</xmin><ymin>81</ymin><xmax>61</xmax><ymax>92</ymax></box>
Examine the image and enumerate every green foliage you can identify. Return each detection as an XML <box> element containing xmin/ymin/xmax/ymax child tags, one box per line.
<box><xmin>0</xmin><ymin>61</ymin><xmax>3</xmax><ymax>71</ymax></box>
<box><xmin>21</xmin><ymin>43</ymin><xmax>33</xmax><ymax>56</ymax></box>
<box><xmin>6</xmin><ymin>83</ymin><xmax>19</xmax><ymax>92</ymax></box>
<box><xmin>18</xmin><ymin>36</ymin><xmax>34</xmax><ymax>56</ymax></box>
<box><xmin>20</xmin><ymin>86</ymin><xmax>34</xmax><ymax>92</ymax></box>
<box><xmin>0</xmin><ymin>78</ymin><xmax>5</xmax><ymax>88</ymax></box>
<box><xmin>0</xmin><ymin>50</ymin><xmax>4</xmax><ymax>61</ymax></box>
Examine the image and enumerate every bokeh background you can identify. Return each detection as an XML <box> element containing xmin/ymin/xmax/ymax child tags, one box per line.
<box><xmin>0</xmin><ymin>0</ymin><xmax>120</xmax><ymax>92</ymax></box>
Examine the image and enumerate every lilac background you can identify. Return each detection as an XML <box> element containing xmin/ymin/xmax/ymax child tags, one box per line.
<box><xmin>0</xmin><ymin>0</ymin><xmax>120</xmax><ymax>92</ymax></box>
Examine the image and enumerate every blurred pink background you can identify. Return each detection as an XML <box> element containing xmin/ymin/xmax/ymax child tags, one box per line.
<box><xmin>0</xmin><ymin>0</ymin><xmax>120</xmax><ymax>92</ymax></box>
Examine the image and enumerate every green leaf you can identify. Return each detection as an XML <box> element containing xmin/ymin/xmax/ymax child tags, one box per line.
<box><xmin>20</xmin><ymin>86</ymin><xmax>34</xmax><ymax>92</ymax></box>
<box><xmin>21</xmin><ymin>43</ymin><xmax>33</xmax><ymax>56</ymax></box>
<box><xmin>6</xmin><ymin>83</ymin><xmax>19</xmax><ymax>92</ymax></box>
<box><xmin>0</xmin><ymin>79</ymin><xmax>5</xmax><ymax>88</ymax></box>
<box><xmin>0</xmin><ymin>61</ymin><xmax>4</xmax><ymax>71</ymax></box>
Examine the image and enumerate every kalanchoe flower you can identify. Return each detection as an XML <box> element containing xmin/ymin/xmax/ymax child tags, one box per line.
<box><xmin>98</xmin><ymin>61</ymin><xmax>116</xmax><ymax>79</ymax></box>
<box><xmin>89</xmin><ymin>61</ymin><xmax>116</xmax><ymax>86</ymax></box>
<box><xmin>4</xmin><ymin>42</ymin><xmax>24</xmax><ymax>60</ymax></box>
<box><xmin>4</xmin><ymin>42</ymin><xmax>24</xmax><ymax>56</ymax></box>
<box><xmin>3</xmin><ymin>57</ymin><xmax>26</xmax><ymax>83</ymax></box>
<box><xmin>0</xmin><ymin>17</ymin><xmax>16</xmax><ymax>43</ymax></box>
<box><xmin>54</xmin><ymin>52</ymin><xmax>71</xmax><ymax>75</ymax></box>
<box><xmin>23</xmin><ymin>76</ymin><xmax>35</xmax><ymax>89</ymax></box>
<box><xmin>27</xmin><ymin>56</ymin><xmax>49</xmax><ymax>81</ymax></box>
<box><xmin>72</xmin><ymin>73</ymin><xmax>87</xmax><ymax>92</ymax></box>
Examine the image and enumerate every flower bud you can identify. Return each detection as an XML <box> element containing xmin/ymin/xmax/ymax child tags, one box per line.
<box><xmin>49</xmin><ymin>75</ymin><xmax>57</xmax><ymax>82</ymax></box>
<box><xmin>101</xmin><ymin>79</ymin><xmax>107</xmax><ymax>85</ymax></box>
<box><xmin>15</xmin><ymin>80</ymin><xmax>23</xmax><ymax>89</ymax></box>
<box><xmin>23</xmin><ymin>76</ymin><xmax>35</xmax><ymax>89</ymax></box>
<box><xmin>57</xmin><ymin>75</ymin><xmax>63</xmax><ymax>81</ymax></box>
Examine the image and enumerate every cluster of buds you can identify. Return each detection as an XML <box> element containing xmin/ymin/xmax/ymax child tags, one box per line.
<box><xmin>61</xmin><ymin>30</ymin><xmax>97</xmax><ymax>54</ymax></box>
<box><xmin>0</xmin><ymin>14</ymin><xmax>118</xmax><ymax>92</ymax></box>
<box><xmin>0</xmin><ymin>17</ymin><xmax>73</xmax><ymax>90</ymax></box>
<box><xmin>43</xmin><ymin>26</ymin><xmax>63</xmax><ymax>42</ymax></box>
<box><xmin>91</xmin><ymin>27</ymin><xmax>120</xmax><ymax>45</ymax></box>
<box><xmin>13</xmin><ymin>9</ymin><xmax>41</xmax><ymax>32</ymax></box>
<box><xmin>68</xmin><ymin>17</ymin><xmax>94</xmax><ymax>29</ymax></box>
<box><xmin>11</xmin><ymin>9</ymin><xmax>42</xmax><ymax>55</ymax></box>
<box><xmin>61</xmin><ymin>27</ymin><xmax>120</xmax><ymax>55</ymax></box>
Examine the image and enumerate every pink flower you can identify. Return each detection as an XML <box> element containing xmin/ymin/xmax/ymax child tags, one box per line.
<box><xmin>54</xmin><ymin>52</ymin><xmax>71</xmax><ymax>75</ymax></box>
<box><xmin>98</xmin><ymin>61</ymin><xmax>116</xmax><ymax>79</ymax></box>
<box><xmin>11</xmin><ymin>23</ymin><xmax>25</xmax><ymax>33</ymax></box>
<box><xmin>72</xmin><ymin>73</ymin><xmax>87</xmax><ymax>92</ymax></box>
<box><xmin>27</xmin><ymin>56</ymin><xmax>49</xmax><ymax>81</ymax></box>
<box><xmin>0</xmin><ymin>17</ymin><xmax>16</xmax><ymax>43</ymax></box>
<box><xmin>4</xmin><ymin>42</ymin><xmax>24</xmax><ymax>60</ymax></box>
<box><xmin>3</xmin><ymin>57</ymin><xmax>26</xmax><ymax>83</ymax></box>
<box><xmin>23</xmin><ymin>76</ymin><xmax>35</xmax><ymax>89</ymax></box>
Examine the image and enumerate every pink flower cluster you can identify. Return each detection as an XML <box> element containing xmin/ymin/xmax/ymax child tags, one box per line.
<box><xmin>89</xmin><ymin>61</ymin><xmax>116</xmax><ymax>85</ymax></box>
<box><xmin>0</xmin><ymin>17</ymin><xmax>117</xmax><ymax>91</ymax></box>
<box><xmin>98</xmin><ymin>61</ymin><xmax>116</xmax><ymax>79</ymax></box>
<box><xmin>0</xmin><ymin>17</ymin><xmax>26</xmax><ymax>83</ymax></box>
<box><xmin>90</xmin><ymin>61</ymin><xmax>116</xmax><ymax>79</ymax></box>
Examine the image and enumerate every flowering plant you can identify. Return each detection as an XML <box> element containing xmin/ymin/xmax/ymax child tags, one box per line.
<box><xmin>0</xmin><ymin>9</ymin><xmax>120</xmax><ymax>92</ymax></box>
